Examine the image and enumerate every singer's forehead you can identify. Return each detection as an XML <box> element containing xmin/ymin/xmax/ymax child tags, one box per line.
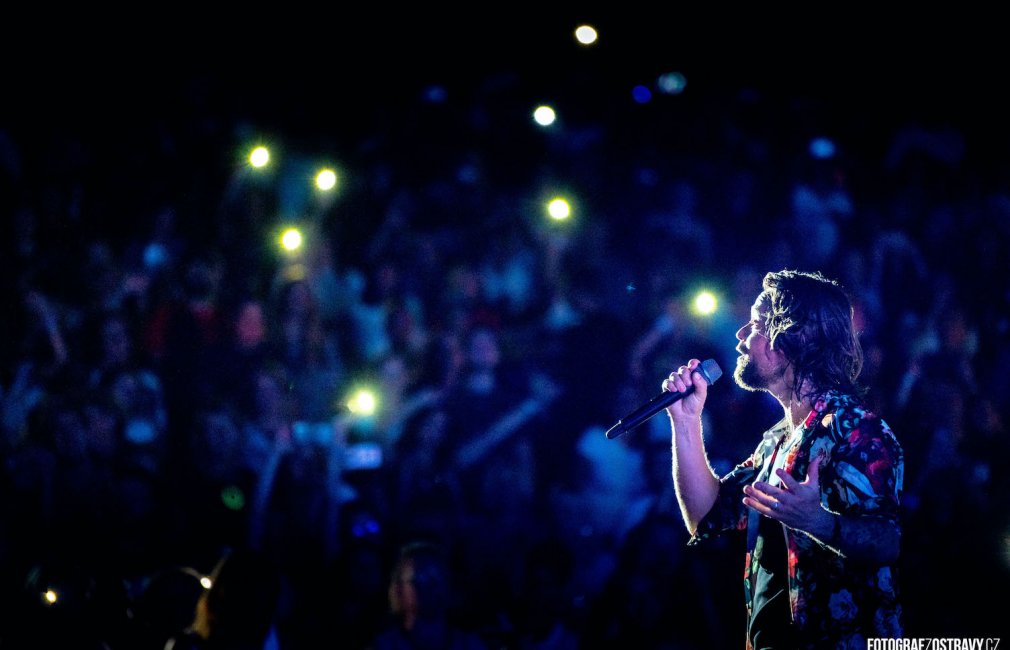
<box><xmin>750</xmin><ymin>292</ymin><xmax>772</xmax><ymax>319</ymax></box>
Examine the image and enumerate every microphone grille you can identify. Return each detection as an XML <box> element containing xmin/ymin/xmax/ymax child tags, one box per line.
<box><xmin>698</xmin><ymin>358</ymin><xmax>723</xmax><ymax>385</ymax></box>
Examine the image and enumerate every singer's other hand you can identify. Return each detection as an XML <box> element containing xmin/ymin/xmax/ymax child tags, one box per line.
<box><xmin>664</xmin><ymin>358</ymin><xmax>708</xmax><ymax>420</ymax></box>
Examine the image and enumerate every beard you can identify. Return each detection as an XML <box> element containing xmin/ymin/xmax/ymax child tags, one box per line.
<box><xmin>734</xmin><ymin>352</ymin><xmax>789</xmax><ymax>394</ymax></box>
<box><xmin>733</xmin><ymin>353</ymin><xmax>765</xmax><ymax>392</ymax></box>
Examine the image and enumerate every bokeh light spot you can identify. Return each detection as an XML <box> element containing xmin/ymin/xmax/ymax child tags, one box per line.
<box><xmin>657</xmin><ymin>72</ymin><xmax>687</xmax><ymax>94</ymax></box>
<box><xmin>221</xmin><ymin>485</ymin><xmax>246</xmax><ymax>511</ymax></box>
<box><xmin>249</xmin><ymin>146</ymin><xmax>270</xmax><ymax>168</ymax></box>
<box><xmin>809</xmin><ymin>137</ymin><xmax>837</xmax><ymax>159</ymax></box>
<box><xmin>533</xmin><ymin>105</ymin><xmax>557</xmax><ymax>126</ymax></box>
<box><xmin>632</xmin><ymin>85</ymin><xmax>653</xmax><ymax>104</ymax></box>
<box><xmin>547</xmin><ymin>198</ymin><xmax>571</xmax><ymax>220</ymax></box>
<box><xmin>316</xmin><ymin>169</ymin><xmax>337</xmax><ymax>191</ymax></box>
<box><xmin>280</xmin><ymin>228</ymin><xmax>303</xmax><ymax>252</ymax></box>
<box><xmin>575</xmin><ymin>25</ymin><xmax>598</xmax><ymax>45</ymax></box>
<box><xmin>693</xmin><ymin>291</ymin><xmax>718</xmax><ymax>315</ymax></box>
<box><xmin>347</xmin><ymin>389</ymin><xmax>377</xmax><ymax>416</ymax></box>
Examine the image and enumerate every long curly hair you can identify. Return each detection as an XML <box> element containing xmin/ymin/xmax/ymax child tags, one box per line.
<box><xmin>760</xmin><ymin>269</ymin><xmax>864</xmax><ymax>400</ymax></box>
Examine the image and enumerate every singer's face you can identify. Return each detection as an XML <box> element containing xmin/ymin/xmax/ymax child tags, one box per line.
<box><xmin>733</xmin><ymin>295</ymin><xmax>786</xmax><ymax>392</ymax></box>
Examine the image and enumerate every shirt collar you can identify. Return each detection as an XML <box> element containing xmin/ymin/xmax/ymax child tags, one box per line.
<box><xmin>802</xmin><ymin>389</ymin><xmax>847</xmax><ymax>428</ymax></box>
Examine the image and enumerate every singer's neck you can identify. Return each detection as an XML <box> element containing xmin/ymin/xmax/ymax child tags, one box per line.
<box><xmin>770</xmin><ymin>378</ymin><xmax>816</xmax><ymax>430</ymax></box>
<box><xmin>780</xmin><ymin>397</ymin><xmax>813</xmax><ymax>430</ymax></box>
<box><xmin>762</xmin><ymin>364</ymin><xmax>815</xmax><ymax>429</ymax></box>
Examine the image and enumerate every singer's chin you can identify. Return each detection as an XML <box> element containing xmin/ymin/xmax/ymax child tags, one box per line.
<box><xmin>733</xmin><ymin>355</ymin><xmax>761</xmax><ymax>392</ymax></box>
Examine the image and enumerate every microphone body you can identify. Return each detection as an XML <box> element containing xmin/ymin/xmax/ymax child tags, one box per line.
<box><xmin>605</xmin><ymin>359</ymin><xmax>722</xmax><ymax>439</ymax></box>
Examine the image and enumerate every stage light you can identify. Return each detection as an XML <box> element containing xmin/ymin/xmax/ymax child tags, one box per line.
<box><xmin>249</xmin><ymin>146</ymin><xmax>270</xmax><ymax>168</ymax></box>
<box><xmin>547</xmin><ymin>198</ymin><xmax>571</xmax><ymax>221</ymax></box>
<box><xmin>575</xmin><ymin>25</ymin><xmax>598</xmax><ymax>45</ymax></box>
<box><xmin>200</xmin><ymin>576</ymin><xmax>213</xmax><ymax>590</ymax></box>
<box><xmin>692</xmin><ymin>290</ymin><xmax>718</xmax><ymax>316</ymax></box>
<box><xmin>316</xmin><ymin>168</ymin><xmax>337</xmax><ymax>191</ymax></box>
<box><xmin>280</xmin><ymin>228</ymin><xmax>303</xmax><ymax>252</ymax></box>
<box><xmin>533</xmin><ymin>105</ymin><xmax>557</xmax><ymax>126</ymax></box>
<box><xmin>347</xmin><ymin>389</ymin><xmax>378</xmax><ymax>416</ymax></box>
<box><xmin>43</xmin><ymin>589</ymin><xmax>58</xmax><ymax>605</ymax></box>
<box><xmin>657</xmin><ymin>72</ymin><xmax>687</xmax><ymax>95</ymax></box>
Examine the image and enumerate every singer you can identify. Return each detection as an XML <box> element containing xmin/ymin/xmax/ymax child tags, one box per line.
<box><xmin>666</xmin><ymin>270</ymin><xmax>903</xmax><ymax>649</ymax></box>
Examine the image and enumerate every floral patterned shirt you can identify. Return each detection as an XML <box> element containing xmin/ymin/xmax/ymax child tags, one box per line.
<box><xmin>688</xmin><ymin>391</ymin><xmax>904</xmax><ymax>649</ymax></box>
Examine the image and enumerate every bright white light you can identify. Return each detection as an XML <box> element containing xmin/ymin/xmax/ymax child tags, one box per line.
<box><xmin>547</xmin><ymin>198</ymin><xmax>571</xmax><ymax>221</ymax></box>
<box><xmin>693</xmin><ymin>291</ymin><xmax>718</xmax><ymax>316</ymax></box>
<box><xmin>316</xmin><ymin>168</ymin><xmax>337</xmax><ymax>191</ymax></box>
<box><xmin>280</xmin><ymin>228</ymin><xmax>303</xmax><ymax>252</ymax></box>
<box><xmin>200</xmin><ymin>576</ymin><xmax>213</xmax><ymax>590</ymax></box>
<box><xmin>575</xmin><ymin>25</ymin><xmax>598</xmax><ymax>45</ymax></box>
<box><xmin>44</xmin><ymin>589</ymin><xmax>57</xmax><ymax>605</ymax></box>
<box><xmin>533</xmin><ymin>105</ymin><xmax>557</xmax><ymax>126</ymax></box>
<box><xmin>249</xmin><ymin>146</ymin><xmax>270</xmax><ymax>168</ymax></box>
<box><xmin>347</xmin><ymin>389</ymin><xmax>377</xmax><ymax>416</ymax></box>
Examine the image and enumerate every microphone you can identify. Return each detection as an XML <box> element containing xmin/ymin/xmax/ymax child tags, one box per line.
<box><xmin>605</xmin><ymin>359</ymin><xmax>722</xmax><ymax>439</ymax></box>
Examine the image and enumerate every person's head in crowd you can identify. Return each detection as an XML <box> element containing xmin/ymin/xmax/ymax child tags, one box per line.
<box><xmin>183</xmin><ymin>257</ymin><xmax>221</xmax><ymax>307</ymax></box>
<box><xmin>47</xmin><ymin>390</ymin><xmax>129</xmax><ymax>473</ymax></box>
<box><xmin>465</xmin><ymin>325</ymin><xmax>500</xmax><ymax>374</ymax></box>
<box><xmin>387</xmin><ymin>541</ymin><xmax>452</xmax><ymax>632</ymax></box>
<box><xmin>273</xmin><ymin>277</ymin><xmax>333</xmax><ymax>370</ymax></box>
<box><xmin>386</xmin><ymin>300</ymin><xmax>428</xmax><ymax>360</ymax></box>
<box><xmin>192</xmin><ymin>409</ymin><xmax>244</xmax><ymax>479</ymax></box>
<box><xmin>379</xmin><ymin>352</ymin><xmax>412</xmax><ymax>401</ymax></box>
<box><xmin>416</xmin><ymin>332</ymin><xmax>465</xmax><ymax>392</ymax></box>
<box><xmin>100</xmin><ymin>311</ymin><xmax>134</xmax><ymax>371</ymax></box>
<box><xmin>232</xmin><ymin>297</ymin><xmax>268</xmax><ymax>352</ymax></box>
<box><xmin>277</xmin><ymin>277</ymin><xmax>316</xmax><ymax>323</ymax></box>
<box><xmin>82</xmin><ymin>390</ymin><xmax>121</xmax><ymax>461</ymax></box>
<box><xmin>394</xmin><ymin>403</ymin><xmax>456</xmax><ymax>476</ymax></box>
<box><xmin>363</xmin><ymin>257</ymin><xmax>405</xmax><ymax>307</ymax></box>
<box><xmin>247</xmin><ymin>363</ymin><xmax>295</xmax><ymax>430</ymax></box>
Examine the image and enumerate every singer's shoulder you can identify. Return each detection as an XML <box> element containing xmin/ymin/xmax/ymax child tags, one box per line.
<box><xmin>816</xmin><ymin>391</ymin><xmax>903</xmax><ymax>453</ymax></box>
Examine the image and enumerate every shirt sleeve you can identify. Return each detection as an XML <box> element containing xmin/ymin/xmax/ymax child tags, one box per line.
<box><xmin>686</xmin><ymin>455</ymin><xmax>757</xmax><ymax>546</ymax></box>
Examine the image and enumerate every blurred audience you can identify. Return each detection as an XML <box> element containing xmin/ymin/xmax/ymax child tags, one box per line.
<box><xmin>2</xmin><ymin>65</ymin><xmax>1008</xmax><ymax>648</ymax></box>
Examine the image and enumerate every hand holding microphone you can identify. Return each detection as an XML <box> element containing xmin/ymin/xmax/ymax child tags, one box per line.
<box><xmin>606</xmin><ymin>358</ymin><xmax>722</xmax><ymax>439</ymax></box>
<box><xmin>665</xmin><ymin>358</ymin><xmax>715</xmax><ymax>420</ymax></box>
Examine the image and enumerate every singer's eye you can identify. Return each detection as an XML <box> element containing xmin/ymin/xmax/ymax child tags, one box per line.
<box><xmin>749</xmin><ymin>321</ymin><xmax>768</xmax><ymax>339</ymax></box>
